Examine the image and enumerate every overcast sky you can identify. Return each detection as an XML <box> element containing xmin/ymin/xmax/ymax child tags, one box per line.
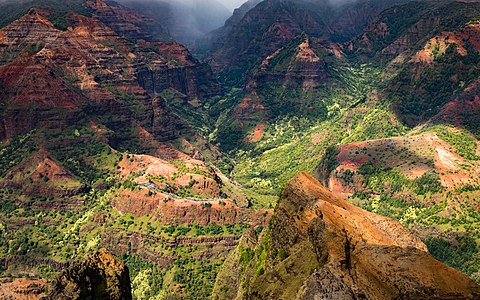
<box><xmin>220</xmin><ymin>0</ymin><xmax>247</xmax><ymax>10</ymax></box>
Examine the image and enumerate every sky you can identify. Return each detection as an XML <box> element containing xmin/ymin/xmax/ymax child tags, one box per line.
<box><xmin>221</xmin><ymin>0</ymin><xmax>247</xmax><ymax>10</ymax></box>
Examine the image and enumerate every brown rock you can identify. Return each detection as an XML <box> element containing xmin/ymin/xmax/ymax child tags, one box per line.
<box><xmin>0</xmin><ymin>278</ymin><xmax>46</xmax><ymax>300</ymax></box>
<box><xmin>47</xmin><ymin>248</ymin><xmax>132</xmax><ymax>300</ymax></box>
<box><xmin>214</xmin><ymin>172</ymin><xmax>480</xmax><ymax>299</ymax></box>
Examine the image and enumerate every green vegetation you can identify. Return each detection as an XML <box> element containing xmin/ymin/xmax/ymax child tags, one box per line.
<box><xmin>426</xmin><ymin>235</ymin><xmax>480</xmax><ymax>281</ymax></box>
<box><xmin>391</xmin><ymin>41</ymin><xmax>480</xmax><ymax>124</ymax></box>
<box><xmin>254</xmin><ymin>229</ymin><xmax>270</xmax><ymax>276</ymax></box>
<box><xmin>0</xmin><ymin>126</ymin><xmax>253</xmax><ymax>299</ymax></box>
<box><xmin>357</xmin><ymin>162</ymin><xmax>443</xmax><ymax>196</ymax></box>
<box><xmin>348</xmin><ymin>153</ymin><xmax>480</xmax><ymax>282</ymax></box>
<box><xmin>53</xmin><ymin>139</ymin><xmax>121</xmax><ymax>185</ymax></box>
<box><xmin>0</xmin><ymin>183</ymin><xmax>251</xmax><ymax>299</ymax></box>
<box><xmin>434</xmin><ymin>126</ymin><xmax>480</xmax><ymax>160</ymax></box>
<box><xmin>0</xmin><ymin>131</ymin><xmax>38</xmax><ymax>177</ymax></box>
<box><xmin>239</xmin><ymin>246</ymin><xmax>255</xmax><ymax>266</ymax></box>
<box><xmin>218</xmin><ymin>63</ymin><xmax>406</xmax><ymax>204</ymax></box>
<box><xmin>2</xmin><ymin>0</ymin><xmax>480</xmax><ymax>295</ymax></box>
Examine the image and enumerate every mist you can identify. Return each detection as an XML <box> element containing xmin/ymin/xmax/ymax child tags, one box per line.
<box><xmin>220</xmin><ymin>0</ymin><xmax>248</xmax><ymax>10</ymax></box>
<box><xmin>116</xmin><ymin>0</ymin><xmax>249</xmax><ymax>45</ymax></box>
<box><xmin>181</xmin><ymin>0</ymin><xmax>246</xmax><ymax>11</ymax></box>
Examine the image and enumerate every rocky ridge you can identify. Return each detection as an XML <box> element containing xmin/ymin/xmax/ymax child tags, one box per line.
<box><xmin>213</xmin><ymin>172</ymin><xmax>480</xmax><ymax>299</ymax></box>
<box><xmin>0</xmin><ymin>0</ymin><xmax>219</xmax><ymax>149</ymax></box>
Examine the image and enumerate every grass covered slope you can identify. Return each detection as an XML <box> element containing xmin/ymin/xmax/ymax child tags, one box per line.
<box><xmin>0</xmin><ymin>125</ymin><xmax>272</xmax><ymax>299</ymax></box>
<box><xmin>2</xmin><ymin>0</ymin><xmax>480</xmax><ymax>298</ymax></box>
<box><xmin>352</xmin><ymin>0</ymin><xmax>480</xmax><ymax>126</ymax></box>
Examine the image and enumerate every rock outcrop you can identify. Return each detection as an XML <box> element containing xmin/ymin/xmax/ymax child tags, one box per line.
<box><xmin>0</xmin><ymin>278</ymin><xmax>46</xmax><ymax>300</ymax></box>
<box><xmin>213</xmin><ymin>172</ymin><xmax>480</xmax><ymax>299</ymax></box>
<box><xmin>48</xmin><ymin>248</ymin><xmax>132</xmax><ymax>300</ymax></box>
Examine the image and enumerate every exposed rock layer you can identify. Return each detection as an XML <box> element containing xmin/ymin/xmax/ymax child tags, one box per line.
<box><xmin>213</xmin><ymin>172</ymin><xmax>480</xmax><ymax>299</ymax></box>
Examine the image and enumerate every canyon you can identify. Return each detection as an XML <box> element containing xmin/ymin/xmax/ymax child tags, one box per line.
<box><xmin>1</xmin><ymin>0</ymin><xmax>480</xmax><ymax>299</ymax></box>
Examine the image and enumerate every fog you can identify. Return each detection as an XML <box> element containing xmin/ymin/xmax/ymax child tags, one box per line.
<box><xmin>115</xmin><ymin>0</ymin><xmax>246</xmax><ymax>45</ymax></box>
<box><xmin>221</xmin><ymin>0</ymin><xmax>248</xmax><ymax>10</ymax></box>
<box><xmin>127</xmin><ymin>0</ymin><xmax>248</xmax><ymax>11</ymax></box>
<box><xmin>115</xmin><ymin>0</ymin><xmax>366</xmax><ymax>45</ymax></box>
<box><xmin>0</xmin><ymin>0</ymin><xmax>366</xmax><ymax>44</ymax></box>
<box><xmin>173</xmin><ymin>0</ymin><xmax>248</xmax><ymax>11</ymax></box>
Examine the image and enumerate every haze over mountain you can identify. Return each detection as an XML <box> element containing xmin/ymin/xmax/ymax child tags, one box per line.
<box><xmin>116</xmin><ymin>0</ymin><xmax>234</xmax><ymax>45</ymax></box>
<box><xmin>218</xmin><ymin>0</ymin><xmax>250</xmax><ymax>10</ymax></box>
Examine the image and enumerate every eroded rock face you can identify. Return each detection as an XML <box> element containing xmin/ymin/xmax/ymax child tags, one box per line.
<box><xmin>213</xmin><ymin>172</ymin><xmax>480</xmax><ymax>300</ymax></box>
<box><xmin>0</xmin><ymin>2</ymin><xmax>219</xmax><ymax>146</ymax></box>
<box><xmin>246</xmin><ymin>36</ymin><xmax>329</xmax><ymax>92</ymax></box>
<box><xmin>47</xmin><ymin>248</ymin><xmax>132</xmax><ymax>300</ymax></box>
<box><xmin>205</xmin><ymin>0</ymin><xmax>411</xmax><ymax>74</ymax></box>
<box><xmin>206</xmin><ymin>0</ymin><xmax>327</xmax><ymax>74</ymax></box>
<box><xmin>296</xmin><ymin>269</ymin><xmax>355</xmax><ymax>300</ymax></box>
<box><xmin>0</xmin><ymin>278</ymin><xmax>47</xmax><ymax>300</ymax></box>
<box><xmin>85</xmin><ymin>0</ymin><xmax>170</xmax><ymax>42</ymax></box>
<box><xmin>111</xmin><ymin>195</ymin><xmax>271</xmax><ymax>226</ymax></box>
<box><xmin>350</xmin><ymin>0</ymin><xmax>480</xmax><ymax>126</ymax></box>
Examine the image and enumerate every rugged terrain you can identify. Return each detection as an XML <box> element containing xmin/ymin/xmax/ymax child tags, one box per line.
<box><xmin>0</xmin><ymin>0</ymin><xmax>269</xmax><ymax>298</ymax></box>
<box><xmin>213</xmin><ymin>173</ymin><xmax>480</xmax><ymax>299</ymax></box>
<box><xmin>1</xmin><ymin>0</ymin><xmax>480</xmax><ymax>299</ymax></box>
<box><xmin>207</xmin><ymin>0</ymin><xmax>480</xmax><ymax>291</ymax></box>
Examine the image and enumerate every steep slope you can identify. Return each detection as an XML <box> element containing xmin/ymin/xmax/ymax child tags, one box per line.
<box><xmin>206</xmin><ymin>0</ymin><xmax>330</xmax><ymax>77</ymax></box>
<box><xmin>217</xmin><ymin>0</ymin><xmax>263</xmax><ymax>34</ymax></box>
<box><xmin>205</xmin><ymin>0</ymin><xmax>410</xmax><ymax>77</ymax></box>
<box><xmin>214</xmin><ymin>34</ymin><xmax>346</xmax><ymax>151</ymax></box>
<box><xmin>208</xmin><ymin>0</ymin><xmax>417</xmax><ymax>153</ymax></box>
<box><xmin>316</xmin><ymin>126</ymin><xmax>480</xmax><ymax>280</ymax></box>
<box><xmin>197</xmin><ymin>0</ymin><xmax>263</xmax><ymax>55</ymax></box>
<box><xmin>0</xmin><ymin>1</ymin><xmax>220</xmax><ymax>152</ymax></box>
<box><xmin>213</xmin><ymin>172</ymin><xmax>480</xmax><ymax>299</ymax></box>
<box><xmin>215</xmin><ymin>0</ymin><xmax>480</xmax><ymax>203</ymax></box>
<box><xmin>321</xmin><ymin>130</ymin><xmax>480</xmax><ymax>195</ymax></box>
<box><xmin>2</xmin><ymin>0</ymin><xmax>480</xmax><ymax>299</ymax></box>
<box><xmin>48</xmin><ymin>248</ymin><xmax>132</xmax><ymax>300</ymax></box>
<box><xmin>0</xmin><ymin>148</ymin><xmax>83</xmax><ymax>197</ymax></box>
<box><xmin>0</xmin><ymin>0</ymin><xmax>170</xmax><ymax>41</ymax></box>
<box><xmin>351</xmin><ymin>0</ymin><xmax>480</xmax><ymax>126</ymax></box>
<box><xmin>0</xmin><ymin>249</ymin><xmax>130</xmax><ymax>300</ymax></box>
<box><xmin>433</xmin><ymin>78</ymin><xmax>480</xmax><ymax>137</ymax></box>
